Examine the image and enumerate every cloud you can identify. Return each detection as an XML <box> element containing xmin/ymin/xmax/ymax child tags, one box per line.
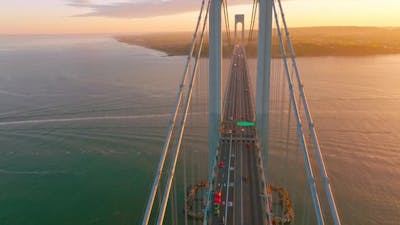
<box><xmin>68</xmin><ymin>0</ymin><xmax>249</xmax><ymax>18</ymax></box>
<box><xmin>69</xmin><ymin>0</ymin><xmax>91</xmax><ymax>6</ymax></box>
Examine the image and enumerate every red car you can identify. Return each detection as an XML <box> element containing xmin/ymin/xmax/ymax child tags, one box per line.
<box><xmin>218</xmin><ymin>161</ymin><xmax>225</xmax><ymax>168</ymax></box>
<box><xmin>214</xmin><ymin>191</ymin><xmax>222</xmax><ymax>205</ymax></box>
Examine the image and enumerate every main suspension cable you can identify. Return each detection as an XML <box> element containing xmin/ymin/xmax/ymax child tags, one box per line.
<box><xmin>277</xmin><ymin>1</ymin><xmax>342</xmax><ymax>224</ymax></box>
<box><xmin>155</xmin><ymin>0</ymin><xmax>211</xmax><ymax>224</ymax></box>
<box><xmin>249</xmin><ymin>0</ymin><xmax>258</xmax><ymax>42</ymax></box>
<box><xmin>272</xmin><ymin>1</ymin><xmax>325</xmax><ymax>224</ymax></box>
<box><xmin>141</xmin><ymin>1</ymin><xmax>207</xmax><ymax>225</ymax></box>
<box><xmin>222</xmin><ymin>0</ymin><xmax>232</xmax><ymax>45</ymax></box>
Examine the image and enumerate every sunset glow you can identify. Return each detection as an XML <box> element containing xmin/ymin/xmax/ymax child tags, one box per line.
<box><xmin>1</xmin><ymin>0</ymin><xmax>400</xmax><ymax>35</ymax></box>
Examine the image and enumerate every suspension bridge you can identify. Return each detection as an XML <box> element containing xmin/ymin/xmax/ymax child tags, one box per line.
<box><xmin>140</xmin><ymin>1</ymin><xmax>341</xmax><ymax>225</ymax></box>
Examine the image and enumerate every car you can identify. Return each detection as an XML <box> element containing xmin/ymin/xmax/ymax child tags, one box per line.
<box><xmin>234</xmin><ymin>63</ymin><xmax>237</xmax><ymax>67</ymax></box>
<box><xmin>218</xmin><ymin>161</ymin><xmax>225</xmax><ymax>168</ymax></box>
<box><xmin>214</xmin><ymin>191</ymin><xmax>222</xmax><ymax>204</ymax></box>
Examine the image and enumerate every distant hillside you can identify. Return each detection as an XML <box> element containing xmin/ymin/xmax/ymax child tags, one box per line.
<box><xmin>116</xmin><ymin>27</ymin><xmax>400</xmax><ymax>57</ymax></box>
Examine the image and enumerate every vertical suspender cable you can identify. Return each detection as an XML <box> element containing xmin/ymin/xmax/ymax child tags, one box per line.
<box><xmin>156</xmin><ymin>1</ymin><xmax>211</xmax><ymax>224</ymax></box>
<box><xmin>301</xmin><ymin>182</ymin><xmax>308</xmax><ymax>225</ymax></box>
<box><xmin>170</xmin><ymin>183</ymin><xmax>177</xmax><ymax>225</ymax></box>
<box><xmin>277</xmin><ymin>1</ymin><xmax>342</xmax><ymax>225</ymax></box>
<box><xmin>248</xmin><ymin>0</ymin><xmax>255</xmax><ymax>41</ymax></box>
<box><xmin>222</xmin><ymin>0</ymin><xmax>231</xmax><ymax>45</ymax></box>
<box><xmin>183</xmin><ymin>144</ymin><xmax>188</xmax><ymax>225</ymax></box>
<box><xmin>248</xmin><ymin>0</ymin><xmax>258</xmax><ymax>42</ymax></box>
<box><xmin>272</xmin><ymin>2</ymin><xmax>325</xmax><ymax>225</ymax></box>
<box><xmin>141</xmin><ymin>1</ymin><xmax>206</xmax><ymax>225</ymax></box>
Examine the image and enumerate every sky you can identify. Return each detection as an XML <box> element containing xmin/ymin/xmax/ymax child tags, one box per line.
<box><xmin>1</xmin><ymin>0</ymin><xmax>400</xmax><ymax>35</ymax></box>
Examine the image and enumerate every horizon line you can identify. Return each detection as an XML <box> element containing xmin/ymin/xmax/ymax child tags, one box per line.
<box><xmin>1</xmin><ymin>25</ymin><xmax>400</xmax><ymax>37</ymax></box>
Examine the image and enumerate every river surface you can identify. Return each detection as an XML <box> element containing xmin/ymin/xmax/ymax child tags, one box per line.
<box><xmin>0</xmin><ymin>36</ymin><xmax>399</xmax><ymax>225</ymax></box>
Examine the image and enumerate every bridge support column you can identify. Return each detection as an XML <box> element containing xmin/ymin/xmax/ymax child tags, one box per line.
<box><xmin>209</xmin><ymin>0</ymin><xmax>222</xmax><ymax>178</ymax></box>
<box><xmin>256</xmin><ymin>0</ymin><xmax>273</xmax><ymax>173</ymax></box>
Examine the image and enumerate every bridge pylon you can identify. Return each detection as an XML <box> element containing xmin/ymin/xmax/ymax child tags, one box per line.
<box><xmin>255</xmin><ymin>0</ymin><xmax>273</xmax><ymax>174</ymax></box>
<box><xmin>234</xmin><ymin>14</ymin><xmax>245</xmax><ymax>45</ymax></box>
<box><xmin>208</xmin><ymin>0</ymin><xmax>222</xmax><ymax>178</ymax></box>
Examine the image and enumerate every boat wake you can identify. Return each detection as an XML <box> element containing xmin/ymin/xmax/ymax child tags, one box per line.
<box><xmin>0</xmin><ymin>114</ymin><xmax>171</xmax><ymax>126</ymax></box>
<box><xmin>0</xmin><ymin>169</ymin><xmax>75</xmax><ymax>175</ymax></box>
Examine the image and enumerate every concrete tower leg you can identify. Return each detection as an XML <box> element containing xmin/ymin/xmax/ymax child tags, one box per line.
<box><xmin>256</xmin><ymin>0</ymin><xmax>273</xmax><ymax>170</ymax></box>
<box><xmin>209</xmin><ymin>0</ymin><xmax>222</xmax><ymax>178</ymax></box>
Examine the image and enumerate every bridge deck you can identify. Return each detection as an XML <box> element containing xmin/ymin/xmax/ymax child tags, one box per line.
<box><xmin>210</xmin><ymin>46</ymin><xmax>264</xmax><ymax>225</ymax></box>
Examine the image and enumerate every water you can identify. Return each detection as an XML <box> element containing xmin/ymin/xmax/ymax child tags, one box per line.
<box><xmin>0</xmin><ymin>36</ymin><xmax>399</xmax><ymax>225</ymax></box>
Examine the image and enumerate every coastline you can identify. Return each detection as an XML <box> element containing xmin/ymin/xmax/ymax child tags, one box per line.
<box><xmin>116</xmin><ymin>27</ymin><xmax>400</xmax><ymax>58</ymax></box>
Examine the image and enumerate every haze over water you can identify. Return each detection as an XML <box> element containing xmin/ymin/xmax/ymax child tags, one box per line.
<box><xmin>0</xmin><ymin>36</ymin><xmax>399</xmax><ymax>225</ymax></box>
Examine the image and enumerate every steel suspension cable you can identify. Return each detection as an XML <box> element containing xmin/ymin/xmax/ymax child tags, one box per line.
<box><xmin>222</xmin><ymin>0</ymin><xmax>231</xmax><ymax>45</ymax></box>
<box><xmin>183</xmin><ymin>141</ymin><xmax>188</xmax><ymax>225</ymax></box>
<box><xmin>292</xmin><ymin>139</ymin><xmax>300</xmax><ymax>211</ymax></box>
<box><xmin>249</xmin><ymin>0</ymin><xmax>255</xmax><ymax>41</ymax></box>
<box><xmin>170</xmin><ymin>182</ymin><xmax>177</xmax><ymax>225</ymax></box>
<box><xmin>190</xmin><ymin>143</ymin><xmax>196</xmax><ymax>225</ymax></box>
<box><xmin>156</xmin><ymin>1</ymin><xmax>211</xmax><ymax>224</ymax></box>
<box><xmin>279</xmin><ymin>16</ymin><xmax>287</xmax><ymax>142</ymax></box>
<box><xmin>301</xmin><ymin>181</ymin><xmax>308</xmax><ymax>225</ymax></box>
<box><xmin>141</xmin><ymin>1</ymin><xmax>207</xmax><ymax>224</ymax></box>
<box><xmin>249</xmin><ymin>0</ymin><xmax>258</xmax><ymax>42</ymax></box>
<box><xmin>277</xmin><ymin>1</ymin><xmax>342</xmax><ymax>224</ymax></box>
<box><xmin>272</xmin><ymin>1</ymin><xmax>325</xmax><ymax>225</ymax></box>
<box><xmin>281</xmin><ymin>62</ymin><xmax>293</xmax><ymax>223</ymax></box>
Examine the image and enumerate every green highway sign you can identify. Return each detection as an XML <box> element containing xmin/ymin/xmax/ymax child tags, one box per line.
<box><xmin>236</xmin><ymin>121</ymin><xmax>255</xmax><ymax>127</ymax></box>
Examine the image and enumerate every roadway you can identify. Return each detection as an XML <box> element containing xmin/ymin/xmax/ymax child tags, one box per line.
<box><xmin>210</xmin><ymin>45</ymin><xmax>264</xmax><ymax>225</ymax></box>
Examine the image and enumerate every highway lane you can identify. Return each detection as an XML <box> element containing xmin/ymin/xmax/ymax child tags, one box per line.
<box><xmin>210</xmin><ymin>45</ymin><xmax>264</xmax><ymax>225</ymax></box>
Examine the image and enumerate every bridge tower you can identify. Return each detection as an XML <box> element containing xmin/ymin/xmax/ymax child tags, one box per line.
<box><xmin>208</xmin><ymin>0</ymin><xmax>222</xmax><ymax>177</ymax></box>
<box><xmin>234</xmin><ymin>14</ymin><xmax>245</xmax><ymax>45</ymax></box>
<box><xmin>255</xmin><ymin>0</ymin><xmax>273</xmax><ymax>166</ymax></box>
<box><xmin>209</xmin><ymin>0</ymin><xmax>274</xmax><ymax>174</ymax></box>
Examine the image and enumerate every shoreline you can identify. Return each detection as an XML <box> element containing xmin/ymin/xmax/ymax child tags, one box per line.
<box><xmin>115</xmin><ymin>27</ymin><xmax>400</xmax><ymax>58</ymax></box>
<box><xmin>117</xmin><ymin>39</ymin><xmax>400</xmax><ymax>58</ymax></box>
